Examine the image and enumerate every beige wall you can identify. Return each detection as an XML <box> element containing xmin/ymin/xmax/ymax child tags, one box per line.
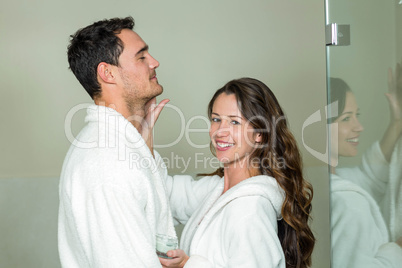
<box><xmin>0</xmin><ymin>0</ymin><xmax>330</xmax><ymax>267</ymax></box>
<box><xmin>0</xmin><ymin>0</ymin><xmax>328</xmax><ymax>178</ymax></box>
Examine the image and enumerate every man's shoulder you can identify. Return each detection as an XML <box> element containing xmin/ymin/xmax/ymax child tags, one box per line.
<box><xmin>61</xmin><ymin>144</ymin><xmax>157</xmax><ymax>182</ymax></box>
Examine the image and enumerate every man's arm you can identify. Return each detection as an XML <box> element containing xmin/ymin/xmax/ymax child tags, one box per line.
<box><xmin>80</xmin><ymin>183</ymin><xmax>161</xmax><ymax>268</ymax></box>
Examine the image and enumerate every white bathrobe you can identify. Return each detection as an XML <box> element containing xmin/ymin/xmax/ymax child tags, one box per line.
<box><xmin>165</xmin><ymin>175</ymin><xmax>286</xmax><ymax>268</ymax></box>
<box><xmin>331</xmin><ymin>142</ymin><xmax>402</xmax><ymax>268</ymax></box>
<box><xmin>337</xmin><ymin>142</ymin><xmax>389</xmax><ymax>206</ymax></box>
<box><xmin>382</xmin><ymin>138</ymin><xmax>402</xmax><ymax>241</ymax></box>
<box><xmin>58</xmin><ymin>105</ymin><xmax>176</xmax><ymax>268</ymax></box>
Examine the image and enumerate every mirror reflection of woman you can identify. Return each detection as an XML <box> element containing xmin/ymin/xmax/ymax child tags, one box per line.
<box><xmin>148</xmin><ymin>78</ymin><xmax>316</xmax><ymax>267</ymax></box>
<box><xmin>328</xmin><ymin>74</ymin><xmax>402</xmax><ymax>268</ymax></box>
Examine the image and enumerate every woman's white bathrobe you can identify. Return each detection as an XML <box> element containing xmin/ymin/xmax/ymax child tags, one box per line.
<box><xmin>331</xmin><ymin>142</ymin><xmax>402</xmax><ymax>268</ymax></box>
<box><xmin>165</xmin><ymin>175</ymin><xmax>286</xmax><ymax>268</ymax></box>
<box><xmin>382</xmin><ymin>138</ymin><xmax>402</xmax><ymax>241</ymax></box>
<box><xmin>58</xmin><ymin>105</ymin><xmax>176</xmax><ymax>268</ymax></box>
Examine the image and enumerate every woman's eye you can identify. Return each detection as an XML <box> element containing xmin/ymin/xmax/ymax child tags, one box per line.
<box><xmin>342</xmin><ymin>117</ymin><xmax>350</xmax><ymax>122</ymax></box>
<box><xmin>231</xmin><ymin>120</ymin><xmax>240</xmax><ymax>125</ymax></box>
<box><xmin>211</xmin><ymin>118</ymin><xmax>220</xmax><ymax>122</ymax></box>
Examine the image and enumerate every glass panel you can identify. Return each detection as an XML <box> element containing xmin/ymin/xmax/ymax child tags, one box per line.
<box><xmin>326</xmin><ymin>0</ymin><xmax>402</xmax><ymax>267</ymax></box>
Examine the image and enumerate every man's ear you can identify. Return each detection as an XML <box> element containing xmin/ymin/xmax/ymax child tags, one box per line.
<box><xmin>97</xmin><ymin>62</ymin><xmax>116</xmax><ymax>83</ymax></box>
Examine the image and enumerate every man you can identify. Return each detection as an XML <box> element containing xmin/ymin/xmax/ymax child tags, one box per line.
<box><xmin>58</xmin><ymin>17</ymin><xmax>175</xmax><ymax>267</ymax></box>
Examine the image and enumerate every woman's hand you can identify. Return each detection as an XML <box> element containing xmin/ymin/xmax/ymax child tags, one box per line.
<box><xmin>159</xmin><ymin>249</ymin><xmax>190</xmax><ymax>268</ymax></box>
<box><xmin>387</xmin><ymin>62</ymin><xmax>402</xmax><ymax>123</ymax></box>
<box><xmin>141</xmin><ymin>98</ymin><xmax>170</xmax><ymax>156</ymax></box>
<box><xmin>396</xmin><ymin>236</ymin><xmax>402</xmax><ymax>248</ymax></box>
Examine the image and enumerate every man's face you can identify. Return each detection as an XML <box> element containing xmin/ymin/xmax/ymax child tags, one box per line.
<box><xmin>116</xmin><ymin>29</ymin><xmax>163</xmax><ymax>109</ymax></box>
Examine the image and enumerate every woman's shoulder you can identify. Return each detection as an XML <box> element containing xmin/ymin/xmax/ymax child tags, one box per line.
<box><xmin>219</xmin><ymin>196</ymin><xmax>280</xmax><ymax>234</ymax></box>
<box><xmin>331</xmin><ymin>176</ymin><xmax>374</xmax><ymax>213</ymax></box>
<box><xmin>231</xmin><ymin>175</ymin><xmax>284</xmax><ymax>205</ymax></box>
<box><xmin>221</xmin><ymin>185</ymin><xmax>282</xmax><ymax>222</ymax></box>
<box><xmin>194</xmin><ymin>175</ymin><xmax>284</xmax><ymax>223</ymax></box>
<box><xmin>226</xmin><ymin>195</ymin><xmax>272</xmax><ymax>213</ymax></box>
<box><xmin>331</xmin><ymin>174</ymin><xmax>370</xmax><ymax>196</ymax></box>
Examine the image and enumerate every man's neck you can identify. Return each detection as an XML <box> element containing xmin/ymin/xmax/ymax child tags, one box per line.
<box><xmin>125</xmin><ymin>106</ymin><xmax>146</xmax><ymax>133</ymax></box>
<box><xmin>95</xmin><ymin>98</ymin><xmax>145</xmax><ymax>132</ymax></box>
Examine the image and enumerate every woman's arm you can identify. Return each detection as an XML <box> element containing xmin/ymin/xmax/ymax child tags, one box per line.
<box><xmin>380</xmin><ymin>63</ymin><xmax>402</xmax><ymax>162</ymax></box>
<box><xmin>164</xmin><ymin>174</ymin><xmax>221</xmax><ymax>225</ymax></box>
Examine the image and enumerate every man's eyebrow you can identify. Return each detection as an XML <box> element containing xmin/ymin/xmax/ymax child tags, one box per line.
<box><xmin>135</xmin><ymin>45</ymin><xmax>149</xmax><ymax>56</ymax></box>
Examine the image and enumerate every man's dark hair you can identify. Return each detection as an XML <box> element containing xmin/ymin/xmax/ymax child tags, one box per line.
<box><xmin>67</xmin><ymin>17</ymin><xmax>135</xmax><ymax>99</ymax></box>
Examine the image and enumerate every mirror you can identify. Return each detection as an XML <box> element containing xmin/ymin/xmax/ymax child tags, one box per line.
<box><xmin>326</xmin><ymin>0</ymin><xmax>402</xmax><ymax>267</ymax></box>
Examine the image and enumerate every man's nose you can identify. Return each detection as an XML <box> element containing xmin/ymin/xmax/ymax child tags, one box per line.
<box><xmin>149</xmin><ymin>54</ymin><xmax>159</xmax><ymax>69</ymax></box>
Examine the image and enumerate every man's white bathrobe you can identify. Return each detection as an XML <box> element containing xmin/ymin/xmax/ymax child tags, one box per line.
<box><xmin>165</xmin><ymin>175</ymin><xmax>286</xmax><ymax>268</ymax></box>
<box><xmin>58</xmin><ymin>105</ymin><xmax>176</xmax><ymax>268</ymax></box>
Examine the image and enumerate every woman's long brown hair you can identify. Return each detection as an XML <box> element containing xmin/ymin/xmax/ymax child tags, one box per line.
<box><xmin>201</xmin><ymin>78</ymin><xmax>315</xmax><ymax>268</ymax></box>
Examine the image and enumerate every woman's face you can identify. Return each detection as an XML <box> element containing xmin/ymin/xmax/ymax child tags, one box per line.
<box><xmin>330</xmin><ymin>91</ymin><xmax>364</xmax><ymax>164</ymax></box>
<box><xmin>209</xmin><ymin>93</ymin><xmax>261</xmax><ymax>167</ymax></box>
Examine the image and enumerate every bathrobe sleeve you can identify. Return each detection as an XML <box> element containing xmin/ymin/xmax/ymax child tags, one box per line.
<box><xmin>185</xmin><ymin>196</ymin><xmax>285</xmax><ymax>268</ymax></box>
<box><xmin>331</xmin><ymin>189</ymin><xmax>402</xmax><ymax>268</ymax></box>
<box><xmin>164</xmin><ymin>175</ymin><xmax>221</xmax><ymax>225</ymax></box>
<box><xmin>338</xmin><ymin>141</ymin><xmax>389</xmax><ymax>204</ymax></box>
<box><xmin>79</xmin><ymin>182</ymin><xmax>162</xmax><ymax>268</ymax></box>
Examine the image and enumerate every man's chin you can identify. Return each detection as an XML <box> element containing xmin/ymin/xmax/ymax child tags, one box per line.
<box><xmin>154</xmin><ymin>84</ymin><xmax>163</xmax><ymax>96</ymax></box>
<box><xmin>146</xmin><ymin>85</ymin><xmax>163</xmax><ymax>101</ymax></box>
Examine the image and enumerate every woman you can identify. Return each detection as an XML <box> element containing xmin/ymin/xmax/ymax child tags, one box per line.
<box><xmin>157</xmin><ymin>78</ymin><xmax>315</xmax><ymax>267</ymax></box>
<box><xmin>328</xmin><ymin>77</ymin><xmax>402</xmax><ymax>268</ymax></box>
